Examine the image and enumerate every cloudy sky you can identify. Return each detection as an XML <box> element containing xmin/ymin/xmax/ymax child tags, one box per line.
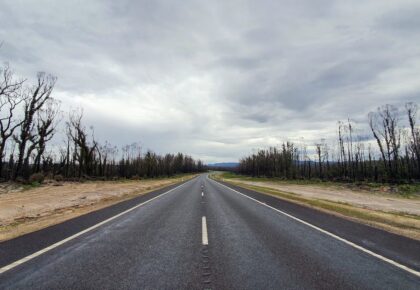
<box><xmin>1</xmin><ymin>0</ymin><xmax>420</xmax><ymax>163</ymax></box>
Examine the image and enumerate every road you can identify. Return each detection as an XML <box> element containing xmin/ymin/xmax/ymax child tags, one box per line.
<box><xmin>0</xmin><ymin>174</ymin><xmax>419</xmax><ymax>289</ymax></box>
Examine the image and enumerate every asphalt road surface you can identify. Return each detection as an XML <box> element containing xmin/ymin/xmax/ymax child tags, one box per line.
<box><xmin>0</xmin><ymin>174</ymin><xmax>419</xmax><ymax>289</ymax></box>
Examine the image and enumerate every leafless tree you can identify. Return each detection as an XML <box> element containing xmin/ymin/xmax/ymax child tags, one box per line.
<box><xmin>368</xmin><ymin>105</ymin><xmax>401</xmax><ymax>180</ymax></box>
<box><xmin>67</xmin><ymin>110</ymin><xmax>98</xmax><ymax>177</ymax></box>
<box><xmin>406</xmin><ymin>102</ymin><xmax>420</xmax><ymax>178</ymax></box>
<box><xmin>13</xmin><ymin>72</ymin><xmax>56</xmax><ymax>179</ymax></box>
<box><xmin>0</xmin><ymin>64</ymin><xmax>25</xmax><ymax>177</ymax></box>
<box><xmin>31</xmin><ymin>99</ymin><xmax>61</xmax><ymax>172</ymax></box>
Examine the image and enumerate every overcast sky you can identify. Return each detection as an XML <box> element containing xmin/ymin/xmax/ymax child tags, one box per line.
<box><xmin>1</xmin><ymin>0</ymin><xmax>420</xmax><ymax>163</ymax></box>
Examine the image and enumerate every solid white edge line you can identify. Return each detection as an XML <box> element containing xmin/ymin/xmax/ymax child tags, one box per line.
<box><xmin>208</xmin><ymin>176</ymin><xmax>420</xmax><ymax>278</ymax></box>
<box><xmin>0</xmin><ymin>177</ymin><xmax>197</xmax><ymax>275</ymax></box>
<box><xmin>202</xmin><ymin>216</ymin><xmax>208</xmax><ymax>245</ymax></box>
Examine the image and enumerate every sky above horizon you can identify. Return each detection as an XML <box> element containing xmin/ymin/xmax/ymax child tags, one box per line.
<box><xmin>1</xmin><ymin>0</ymin><xmax>420</xmax><ymax>163</ymax></box>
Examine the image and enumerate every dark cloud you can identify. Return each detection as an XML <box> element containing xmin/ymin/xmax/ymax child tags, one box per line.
<box><xmin>1</xmin><ymin>0</ymin><xmax>419</xmax><ymax>162</ymax></box>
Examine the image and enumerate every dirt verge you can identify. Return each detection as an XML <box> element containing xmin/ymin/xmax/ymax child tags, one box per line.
<box><xmin>0</xmin><ymin>175</ymin><xmax>195</xmax><ymax>241</ymax></box>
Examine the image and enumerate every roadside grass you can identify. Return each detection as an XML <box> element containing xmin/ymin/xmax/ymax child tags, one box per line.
<box><xmin>22</xmin><ymin>182</ymin><xmax>42</xmax><ymax>191</ymax></box>
<box><xmin>101</xmin><ymin>173</ymin><xmax>197</xmax><ymax>184</ymax></box>
<box><xmin>210</xmin><ymin>172</ymin><xmax>420</xmax><ymax>240</ymax></box>
<box><xmin>214</xmin><ymin>172</ymin><xmax>420</xmax><ymax>198</ymax></box>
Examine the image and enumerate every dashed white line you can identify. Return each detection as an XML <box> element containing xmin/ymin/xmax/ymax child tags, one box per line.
<box><xmin>209</xmin><ymin>176</ymin><xmax>420</xmax><ymax>278</ymax></box>
<box><xmin>0</xmin><ymin>177</ymin><xmax>197</xmax><ymax>275</ymax></box>
<box><xmin>202</xmin><ymin>191</ymin><xmax>204</xmax><ymax>197</ymax></box>
<box><xmin>202</xmin><ymin>216</ymin><xmax>209</xmax><ymax>245</ymax></box>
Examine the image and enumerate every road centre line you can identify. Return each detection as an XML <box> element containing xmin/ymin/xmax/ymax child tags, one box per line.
<box><xmin>202</xmin><ymin>216</ymin><xmax>209</xmax><ymax>245</ymax></box>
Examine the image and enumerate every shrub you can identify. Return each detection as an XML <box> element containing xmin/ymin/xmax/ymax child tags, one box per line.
<box><xmin>29</xmin><ymin>173</ymin><xmax>44</xmax><ymax>184</ymax></box>
<box><xmin>15</xmin><ymin>176</ymin><xmax>26</xmax><ymax>184</ymax></box>
<box><xmin>54</xmin><ymin>174</ymin><xmax>64</xmax><ymax>182</ymax></box>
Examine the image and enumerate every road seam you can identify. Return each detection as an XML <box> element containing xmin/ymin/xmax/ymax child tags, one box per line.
<box><xmin>0</xmin><ymin>177</ymin><xmax>196</xmax><ymax>275</ymax></box>
<box><xmin>210</xmin><ymin>177</ymin><xmax>420</xmax><ymax>278</ymax></box>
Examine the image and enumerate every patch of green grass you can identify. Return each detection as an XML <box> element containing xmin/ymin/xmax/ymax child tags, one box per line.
<box><xmin>397</xmin><ymin>184</ymin><xmax>420</xmax><ymax>197</ymax></box>
<box><xmin>22</xmin><ymin>182</ymin><xmax>41</xmax><ymax>191</ymax></box>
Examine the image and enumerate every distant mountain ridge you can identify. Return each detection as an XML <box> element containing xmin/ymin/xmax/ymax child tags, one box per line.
<box><xmin>207</xmin><ymin>162</ymin><xmax>239</xmax><ymax>168</ymax></box>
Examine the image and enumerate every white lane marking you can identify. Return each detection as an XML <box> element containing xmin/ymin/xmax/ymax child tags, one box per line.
<box><xmin>202</xmin><ymin>216</ymin><xmax>209</xmax><ymax>245</ymax></box>
<box><xmin>0</xmin><ymin>177</ymin><xmax>197</xmax><ymax>275</ymax></box>
<box><xmin>202</xmin><ymin>191</ymin><xmax>204</xmax><ymax>197</ymax></box>
<box><xmin>209</xmin><ymin>177</ymin><xmax>420</xmax><ymax>278</ymax></box>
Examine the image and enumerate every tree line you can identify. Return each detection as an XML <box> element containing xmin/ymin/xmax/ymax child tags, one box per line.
<box><xmin>238</xmin><ymin>103</ymin><xmax>420</xmax><ymax>183</ymax></box>
<box><xmin>0</xmin><ymin>63</ymin><xmax>204</xmax><ymax>182</ymax></box>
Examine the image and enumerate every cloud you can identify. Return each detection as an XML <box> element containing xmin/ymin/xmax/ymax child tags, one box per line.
<box><xmin>1</xmin><ymin>0</ymin><xmax>419</xmax><ymax>162</ymax></box>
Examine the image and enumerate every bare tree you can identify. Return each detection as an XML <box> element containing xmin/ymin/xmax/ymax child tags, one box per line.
<box><xmin>13</xmin><ymin>72</ymin><xmax>56</xmax><ymax>179</ymax></box>
<box><xmin>369</xmin><ymin>112</ymin><xmax>387</xmax><ymax>172</ymax></box>
<box><xmin>0</xmin><ymin>64</ymin><xmax>25</xmax><ymax>177</ymax></box>
<box><xmin>406</xmin><ymin>102</ymin><xmax>420</xmax><ymax>178</ymax></box>
<box><xmin>368</xmin><ymin>105</ymin><xmax>401</xmax><ymax>180</ymax></box>
<box><xmin>32</xmin><ymin>99</ymin><xmax>61</xmax><ymax>172</ymax></box>
<box><xmin>67</xmin><ymin>110</ymin><xmax>98</xmax><ymax>177</ymax></box>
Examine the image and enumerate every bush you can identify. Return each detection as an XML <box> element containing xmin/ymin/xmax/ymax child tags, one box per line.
<box><xmin>15</xmin><ymin>176</ymin><xmax>26</xmax><ymax>184</ymax></box>
<box><xmin>29</xmin><ymin>173</ymin><xmax>44</xmax><ymax>184</ymax></box>
<box><xmin>54</xmin><ymin>174</ymin><xmax>64</xmax><ymax>182</ymax></box>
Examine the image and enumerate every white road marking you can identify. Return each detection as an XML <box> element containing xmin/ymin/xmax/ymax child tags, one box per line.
<box><xmin>209</xmin><ymin>177</ymin><xmax>420</xmax><ymax>278</ymax></box>
<box><xmin>0</xmin><ymin>177</ymin><xmax>197</xmax><ymax>275</ymax></box>
<box><xmin>202</xmin><ymin>216</ymin><xmax>209</xmax><ymax>245</ymax></box>
<box><xmin>202</xmin><ymin>191</ymin><xmax>204</xmax><ymax>197</ymax></box>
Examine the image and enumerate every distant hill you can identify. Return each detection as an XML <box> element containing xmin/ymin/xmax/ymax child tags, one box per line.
<box><xmin>207</xmin><ymin>162</ymin><xmax>239</xmax><ymax>168</ymax></box>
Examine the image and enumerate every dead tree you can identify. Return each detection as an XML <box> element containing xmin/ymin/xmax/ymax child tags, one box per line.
<box><xmin>337</xmin><ymin>121</ymin><xmax>347</xmax><ymax>178</ymax></box>
<box><xmin>369</xmin><ymin>112</ymin><xmax>387</xmax><ymax>174</ymax></box>
<box><xmin>67</xmin><ymin>110</ymin><xmax>98</xmax><ymax>177</ymax></box>
<box><xmin>315</xmin><ymin>142</ymin><xmax>323</xmax><ymax>178</ymax></box>
<box><xmin>31</xmin><ymin>99</ymin><xmax>61</xmax><ymax>172</ymax></box>
<box><xmin>368</xmin><ymin>105</ymin><xmax>401</xmax><ymax>181</ymax></box>
<box><xmin>0</xmin><ymin>64</ymin><xmax>25</xmax><ymax>177</ymax></box>
<box><xmin>13</xmin><ymin>73</ymin><xmax>56</xmax><ymax>179</ymax></box>
<box><xmin>406</xmin><ymin>102</ymin><xmax>420</xmax><ymax>178</ymax></box>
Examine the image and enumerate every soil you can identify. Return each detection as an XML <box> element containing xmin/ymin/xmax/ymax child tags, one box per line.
<box><xmin>233</xmin><ymin>180</ymin><xmax>420</xmax><ymax>215</ymax></box>
<box><xmin>0</xmin><ymin>176</ymin><xmax>192</xmax><ymax>241</ymax></box>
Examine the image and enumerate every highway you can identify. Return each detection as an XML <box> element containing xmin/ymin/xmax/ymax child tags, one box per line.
<box><xmin>0</xmin><ymin>174</ymin><xmax>419</xmax><ymax>289</ymax></box>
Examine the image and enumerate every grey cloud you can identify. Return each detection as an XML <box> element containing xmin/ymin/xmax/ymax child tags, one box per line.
<box><xmin>378</xmin><ymin>4</ymin><xmax>420</xmax><ymax>34</ymax></box>
<box><xmin>1</xmin><ymin>0</ymin><xmax>420</xmax><ymax>163</ymax></box>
